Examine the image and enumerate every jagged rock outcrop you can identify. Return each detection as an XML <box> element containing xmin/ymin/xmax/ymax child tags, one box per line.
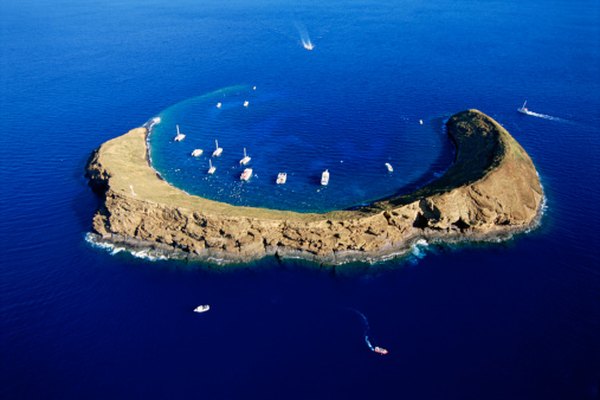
<box><xmin>86</xmin><ymin>110</ymin><xmax>543</xmax><ymax>264</ymax></box>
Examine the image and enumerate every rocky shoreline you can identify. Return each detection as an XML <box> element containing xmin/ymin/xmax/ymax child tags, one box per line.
<box><xmin>86</xmin><ymin>110</ymin><xmax>544</xmax><ymax>265</ymax></box>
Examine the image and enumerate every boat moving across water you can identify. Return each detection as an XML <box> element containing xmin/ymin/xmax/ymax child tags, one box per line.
<box><xmin>517</xmin><ymin>100</ymin><xmax>532</xmax><ymax>115</ymax></box>
<box><xmin>374</xmin><ymin>346</ymin><xmax>389</xmax><ymax>355</ymax></box>
<box><xmin>385</xmin><ymin>163</ymin><xmax>394</xmax><ymax>173</ymax></box>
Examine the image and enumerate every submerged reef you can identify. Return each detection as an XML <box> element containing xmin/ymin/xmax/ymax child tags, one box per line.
<box><xmin>86</xmin><ymin>110</ymin><xmax>543</xmax><ymax>265</ymax></box>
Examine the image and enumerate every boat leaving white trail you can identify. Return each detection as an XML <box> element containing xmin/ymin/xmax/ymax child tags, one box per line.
<box><xmin>295</xmin><ymin>22</ymin><xmax>315</xmax><ymax>51</ymax></box>
<box><xmin>347</xmin><ymin>308</ymin><xmax>389</xmax><ymax>356</ymax></box>
<box><xmin>517</xmin><ymin>100</ymin><xmax>563</xmax><ymax>121</ymax></box>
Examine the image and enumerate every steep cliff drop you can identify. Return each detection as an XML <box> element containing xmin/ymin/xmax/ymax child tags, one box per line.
<box><xmin>86</xmin><ymin>109</ymin><xmax>544</xmax><ymax>265</ymax></box>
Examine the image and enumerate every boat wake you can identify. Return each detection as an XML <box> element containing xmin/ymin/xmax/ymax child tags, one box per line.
<box><xmin>295</xmin><ymin>22</ymin><xmax>315</xmax><ymax>51</ymax></box>
<box><xmin>347</xmin><ymin>308</ymin><xmax>388</xmax><ymax>355</ymax></box>
<box><xmin>522</xmin><ymin>110</ymin><xmax>563</xmax><ymax>121</ymax></box>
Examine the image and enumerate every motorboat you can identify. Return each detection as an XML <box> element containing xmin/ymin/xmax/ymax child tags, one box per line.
<box><xmin>321</xmin><ymin>169</ymin><xmax>330</xmax><ymax>186</ymax></box>
<box><xmin>174</xmin><ymin>124</ymin><xmax>186</xmax><ymax>142</ymax></box>
<box><xmin>276</xmin><ymin>172</ymin><xmax>287</xmax><ymax>184</ymax></box>
<box><xmin>243</xmin><ymin>100</ymin><xmax>249</xmax><ymax>107</ymax></box>
<box><xmin>385</xmin><ymin>163</ymin><xmax>394</xmax><ymax>173</ymax></box>
<box><xmin>252</xmin><ymin>86</ymin><xmax>257</xmax><ymax>90</ymax></box>
<box><xmin>191</xmin><ymin>149</ymin><xmax>203</xmax><ymax>157</ymax></box>
<box><xmin>207</xmin><ymin>159</ymin><xmax>216</xmax><ymax>175</ymax></box>
<box><xmin>303</xmin><ymin>41</ymin><xmax>315</xmax><ymax>51</ymax></box>
<box><xmin>193</xmin><ymin>305</ymin><xmax>210</xmax><ymax>313</ymax></box>
<box><xmin>374</xmin><ymin>346</ymin><xmax>389</xmax><ymax>355</ymax></box>
<box><xmin>419</xmin><ymin>119</ymin><xmax>424</xmax><ymax>125</ymax></box>
<box><xmin>239</xmin><ymin>147</ymin><xmax>251</xmax><ymax>165</ymax></box>
<box><xmin>212</xmin><ymin>139</ymin><xmax>223</xmax><ymax>157</ymax></box>
<box><xmin>216</xmin><ymin>102</ymin><xmax>222</xmax><ymax>109</ymax></box>
<box><xmin>240</xmin><ymin>168</ymin><xmax>253</xmax><ymax>181</ymax></box>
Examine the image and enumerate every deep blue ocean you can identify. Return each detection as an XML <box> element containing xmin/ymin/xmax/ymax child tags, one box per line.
<box><xmin>1</xmin><ymin>0</ymin><xmax>599</xmax><ymax>398</ymax></box>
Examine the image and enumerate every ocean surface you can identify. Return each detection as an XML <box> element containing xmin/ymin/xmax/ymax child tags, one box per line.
<box><xmin>1</xmin><ymin>0</ymin><xmax>599</xmax><ymax>398</ymax></box>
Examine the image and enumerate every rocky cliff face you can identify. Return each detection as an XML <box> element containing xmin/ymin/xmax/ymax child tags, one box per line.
<box><xmin>86</xmin><ymin>110</ymin><xmax>543</xmax><ymax>265</ymax></box>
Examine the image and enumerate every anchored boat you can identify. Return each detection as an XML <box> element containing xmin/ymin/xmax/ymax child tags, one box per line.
<box><xmin>321</xmin><ymin>169</ymin><xmax>330</xmax><ymax>186</ymax></box>
<box><xmin>239</xmin><ymin>147</ymin><xmax>251</xmax><ymax>165</ymax></box>
<box><xmin>216</xmin><ymin>102</ymin><xmax>222</xmax><ymax>109</ymax></box>
<box><xmin>207</xmin><ymin>159</ymin><xmax>216</xmax><ymax>175</ymax></box>
<box><xmin>191</xmin><ymin>149</ymin><xmax>203</xmax><ymax>157</ymax></box>
<box><xmin>193</xmin><ymin>305</ymin><xmax>210</xmax><ymax>313</ymax></box>
<box><xmin>174</xmin><ymin>124</ymin><xmax>186</xmax><ymax>142</ymax></box>
<box><xmin>276</xmin><ymin>172</ymin><xmax>287</xmax><ymax>185</ymax></box>
<box><xmin>212</xmin><ymin>139</ymin><xmax>223</xmax><ymax>157</ymax></box>
<box><xmin>243</xmin><ymin>100</ymin><xmax>249</xmax><ymax>107</ymax></box>
<box><xmin>240</xmin><ymin>168</ymin><xmax>253</xmax><ymax>181</ymax></box>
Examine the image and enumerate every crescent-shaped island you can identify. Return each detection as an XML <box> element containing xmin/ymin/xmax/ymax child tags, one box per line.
<box><xmin>86</xmin><ymin>109</ymin><xmax>544</xmax><ymax>265</ymax></box>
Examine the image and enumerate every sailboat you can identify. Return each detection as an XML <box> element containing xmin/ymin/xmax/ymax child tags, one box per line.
<box><xmin>517</xmin><ymin>100</ymin><xmax>531</xmax><ymax>115</ymax></box>
<box><xmin>174</xmin><ymin>124</ymin><xmax>186</xmax><ymax>142</ymax></box>
<box><xmin>239</xmin><ymin>147</ymin><xmax>251</xmax><ymax>165</ymax></box>
<box><xmin>212</xmin><ymin>139</ymin><xmax>223</xmax><ymax>157</ymax></box>
<box><xmin>207</xmin><ymin>159</ymin><xmax>216</xmax><ymax>175</ymax></box>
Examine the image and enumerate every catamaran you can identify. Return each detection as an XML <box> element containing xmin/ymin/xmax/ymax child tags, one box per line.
<box><xmin>321</xmin><ymin>169</ymin><xmax>330</xmax><ymax>186</ymax></box>
<box><xmin>276</xmin><ymin>172</ymin><xmax>287</xmax><ymax>185</ymax></box>
<box><xmin>207</xmin><ymin>159</ymin><xmax>216</xmax><ymax>175</ymax></box>
<box><xmin>174</xmin><ymin>124</ymin><xmax>186</xmax><ymax>142</ymax></box>
<box><xmin>239</xmin><ymin>148</ymin><xmax>251</xmax><ymax>165</ymax></box>
<box><xmin>212</xmin><ymin>139</ymin><xmax>223</xmax><ymax>157</ymax></box>
<box><xmin>240</xmin><ymin>168</ymin><xmax>253</xmax><ymax>181</ymax></box>
<box><xmin>191</xmin><ymin>149</ymin><xmax>203</xmax><ymax>157</ymax></box>
<box><xmin>385</xmin><ymin>163</ymin><xmax>394</xmax><ymax>173</ymax></box>
<box><xmin>193</xmin><ymin>305</ymin><xmax>210</xmax><ymax>313</ymax></box>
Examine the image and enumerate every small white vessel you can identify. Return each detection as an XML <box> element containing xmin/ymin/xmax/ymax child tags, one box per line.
<box><xmin>321</xmin><ymin>169</ymin><xmax>330</xmax><ymax>186</ymax></box>
<box><xmin>518</xmin><ymin>100</ymin><xmax>531</xmax><ymax>115</ymax></box>
<box><xmin>193</xmin><ymin>305</ymin><xmax>210</xmax><ymax>313</ymax></box>
<box><xmin>239</xmin><ymin>147</ymin><xmax>251</xmax><ymax>165</ymax></box>
<box><xmin>174</xmin><ymin>124</ymin><xmax>186</xmax><ymax>142</ymax></box>
<box><xmin>419</xmin><ymin>119</ymin><xmax>424</xmax><ymax>125</ymax></box>
<box><xmin>151</xmin><ymin>117</ymin><xmax>161</xmax><ymax>124</ymax></box>
<box><xmin>240</xmin><ymin>168</ymin><xmax>253</xmax><ymax>181</ymax></box>
<box><xmin>276</xmin><ymin>172</ymin><xmax>287</xmax><ymax>185</ymax></box>
<box><xmin>212</xmin><ymin>139</ymin><xmax>223</xmax><ymax>157</ymax></box>
<box><xmin>303</xmin><ymin>41</ymin><xmax>315</xmax><ymax>51</ymax></box>
<box><xmin>243</xmin><ymin>100</ymin><xmax>249</xmax><ymax>107</ymax></box>
<box><xmin>216</xmin><ymin>102</ymin><xmax>222</xmax><ymax>109</ymax></box>
<box><xmin>385</xmin><ymin>162</ymin><xmax>394</xmax><ymax>173</ymax></box>
<box><xmin>207</xmin><ymin>159</ymin><xmax>216</xmax><ymax>175</ymax></box>
<box><xmin>191</xmin><ymin>149</ymin><xmax>204</xmax><ymax>157</ymax></box>
<box><xmin>252</xmin><ymin>86</ymin><xmax>257</xmax><ymax>90</ymax></box>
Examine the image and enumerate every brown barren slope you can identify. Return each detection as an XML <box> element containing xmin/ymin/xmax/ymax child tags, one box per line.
<box><xmin>86</xmin><ymin>109</ymin><xmax>543</xmax><ymax>265</ymax></box>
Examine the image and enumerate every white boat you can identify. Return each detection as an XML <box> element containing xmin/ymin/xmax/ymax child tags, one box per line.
<box><xmin>321</xmin><ymin>169</ymin><xmax>330</xmax><ymax>186</ymax></box>
<box><xmin>303</xmin><ymin>41</ymin><xmax>315</xmax><ymax>51</ymax></box>
<box><xmin>240</xmin><ymin>168</ymin><xmax>253</xmax><ymax>181</ymax></box>
<box><xmin>216</xmin><ymin>102</ymin><xmax>222</xmax><ymax>109</ymax></box>
<box><xmin>239</xmin><ymin>147</ymin><xmax>251</xmax><ymax>165</ymax></box>
<box><xmin>212</xmin><ymin>139</ymin><xmax>223</xmax><ymax>157</ymax></box>
<box><xmin>174</xmin><ymin>124</ymin><xmax>186</xmax><ymax>142</ymax></box>
<box><xmin>374</xmin><ymin>346</ymin><xmax>389</xmax><ymax>355</ymax></box>
<box><xmin>191</xmin><ymin>149</ymin><xmax>203</xmax><ymax>157</ymax></box>
<box><xmin>193</xmin><ymin>304</ymin><xmax>210</xmax><ymax>313</ymax></box>
<box><xmin>385</xmin><ymin>162</ymin><xmax>394</xmax><ymax>173</ymax></box>
<box><xmin>419</xmin><ymin>119</ymin><xmax>424</xmax><ymax>125</ymax></box>
<box><xmin>207</xmin><ymin>159</ymin><xmax>216</xmax><ymax>175</ymax></box>
<box><xmin>276</xmin><ymin>172</ymin><xmax>287</xmax><ymax>185</ymax></box>
<box><xmin>518</xmin><ymin>100</ymin><xmax>531</xmax><ymax>115</ymax></box>
<box><xmin>243</xmin><ymin>100</ymin><xmax>249</xmax><ymax>107</ymax></box>
<box><xmin>252</xmin><ymin>86</ymin><xmax>257</xmax><ymax>90</ymax></box>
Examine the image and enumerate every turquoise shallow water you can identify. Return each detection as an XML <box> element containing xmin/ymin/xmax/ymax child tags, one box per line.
<box><xmin>1</xmin><ymin>0</ymin><xmax>599</xmax><ymax>399</ymax></box>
